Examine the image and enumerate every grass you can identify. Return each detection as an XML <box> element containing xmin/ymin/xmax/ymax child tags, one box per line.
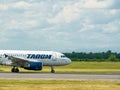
<box><xmin>0</xmin><ymin>80</ymin><xmax>120</xmax><ymax>90</ymax></box>
<box><xmin>0</xmin><ymin>62</ymin><xmax>120</xmax><ymax>90</ymax></box>
<box><xmin>0</xmin><ymin>62</ymin><xmax>120</xmax><ymax>74</ymax></box>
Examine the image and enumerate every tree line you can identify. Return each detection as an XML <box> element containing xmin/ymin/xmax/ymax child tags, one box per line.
<box><xmin>64</xmin><ymin>50</ymin><xmax>120</xmax><ymax>61</ymax></box>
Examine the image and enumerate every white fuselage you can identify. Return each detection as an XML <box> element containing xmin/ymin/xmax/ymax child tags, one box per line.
<box><xmin>0</xmin><ymin>50</ymin><xmax>71</xmax><ymax>66</ymax></box>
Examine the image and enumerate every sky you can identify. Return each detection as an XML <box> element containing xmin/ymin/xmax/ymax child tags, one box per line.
<box><xmin>0</xmin><ymin>0</ymin><xmax>120</xmax><ymax>52</ymax></box>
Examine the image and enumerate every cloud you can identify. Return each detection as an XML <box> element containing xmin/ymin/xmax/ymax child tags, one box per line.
<box><xmin>48</xmin><ymin>3</ymin><xmax>82</xmax><ymax>24</ymax></box>
<box><xmin>13</xmin><ymin>1</ymin><xmax>31</xmax><ymax>9</ymax></box>
<box><xmin>103</xmin><ymin>20</ymin><xmax>120</xmax><ymax>33</ymax></box>
<box><xmin>48</xmin><ymin>0</ymin><xmax>116</xmax><ymax>24</ymax></box>
<box><xmin>82</xmin><ymin>0</ymin><xmax>113</xmax><ymax>8</ymax></box>
<box><xmin>0</xmin><ymin>4</ymin><xmax>8</xmax><ymax>10</ymax></box>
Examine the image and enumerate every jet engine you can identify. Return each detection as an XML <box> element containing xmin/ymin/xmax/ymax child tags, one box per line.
<box><xmin>24</xmin><ymin>62</ymin><xmax>43</xmax><ymax>70</ymax></box>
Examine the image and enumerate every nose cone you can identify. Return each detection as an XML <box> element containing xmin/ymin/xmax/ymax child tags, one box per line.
<box><xmin>66</xmin><ymin>58</ymin><xmax>72</xmax><ymax>65</ymax></box>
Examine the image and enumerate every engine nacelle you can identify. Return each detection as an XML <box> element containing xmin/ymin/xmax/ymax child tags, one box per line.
<box><xmin>24</xmin><ymin>62</ymin><xmax>43</xmax><ymax>70</ymax></box>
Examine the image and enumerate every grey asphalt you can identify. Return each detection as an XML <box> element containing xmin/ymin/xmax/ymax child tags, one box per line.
<box><xmin>0</xmin><ymin>73</ymin><xmax>120</xmax><ymax>81</ymax></box>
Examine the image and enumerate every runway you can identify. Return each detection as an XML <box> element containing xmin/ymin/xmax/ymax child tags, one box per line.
<box><xmin>0</xmin><ymin>73</ymin><xmax>120</xmax><ymax>81</ymax></box>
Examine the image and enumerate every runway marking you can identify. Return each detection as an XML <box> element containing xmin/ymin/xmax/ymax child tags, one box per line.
<box><xmin>0</xmin><ymin>73</ymin><xmax>120</xmax><ymax>81</ymax></box>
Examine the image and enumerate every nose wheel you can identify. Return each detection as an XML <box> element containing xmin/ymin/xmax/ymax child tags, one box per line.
<box><xmin>51</xmin><ymin>66</ymin><xmax>55</xmax><ymax>73</ymax></box>
<box><xmin>11</xmin><ymin>66</ymin><xmax>19</xmax><ymax>73</ymax></box>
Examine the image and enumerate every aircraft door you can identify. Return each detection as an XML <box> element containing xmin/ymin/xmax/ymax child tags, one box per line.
<box><xmin>52</xmin><ymin>52</ymin><xmax>57</xmax><ymax>61</ymax></box>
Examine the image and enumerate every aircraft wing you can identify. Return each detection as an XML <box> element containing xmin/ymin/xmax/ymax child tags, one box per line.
<box><xmin>8</xmin><ymin>56</ymin><xmax>31</xmax><ymax>67</ymax></box>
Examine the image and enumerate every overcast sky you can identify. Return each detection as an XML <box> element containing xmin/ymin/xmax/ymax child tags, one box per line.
<box><xmin>0</xmin><ymin>0</ymin><xmax>120</xmax><ymax>52</ymax></box>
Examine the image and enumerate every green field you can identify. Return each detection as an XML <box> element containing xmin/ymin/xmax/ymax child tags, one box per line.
<box><xmin>0</xmin><ymin>62</ymin><xmax>120</xmax><ymax>90</ymax></box>
<box><xmin>0</xmin><ymin>80</ymin><xmax>120</xmax><ymax>90</ymax></box>
<box><xmin>0</xmin><ymin>62</ymin><xmax>120</xmax><ymax>74</ymax></box>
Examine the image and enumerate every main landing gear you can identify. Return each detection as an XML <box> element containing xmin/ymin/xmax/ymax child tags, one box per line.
<box><xmin>11</xmin><ymin>66</ymin><xmax>19</xmax><ymax>73</ymax></box>
<box><xmin>51</xmin><ymin>66</ymin><xmax>55</xmax><ymax>73</ymax></box>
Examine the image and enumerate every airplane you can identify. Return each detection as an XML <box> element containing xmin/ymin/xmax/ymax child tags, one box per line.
<box><xmin>0</xmin><ymin>50</ymin><xmax>71</xmax><ymax>73</ymax></box>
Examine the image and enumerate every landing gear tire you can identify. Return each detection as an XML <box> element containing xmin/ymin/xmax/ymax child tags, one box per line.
<box><xmin>51</xmin><ymin>66</ymin><xmax>55</xmax><ymax>73</ymax></box>
<box><xmin>11</xmin><ymin>68</ymin><xmax>14</xmax><ymax>72</ymax></box>
<box><xmin>51</xmin><ymin>69</ymin><xmax>55</xmax><ymax>73</ymax></box>
<box><xmin>11</xmin><ymin>67</ymin><xmax>19</xmax><ymax>73</ymax></box>
<box><xmin>15</xmin><ymin>68</ymin><xmax>19</xmax><ymax>73</ymax></box>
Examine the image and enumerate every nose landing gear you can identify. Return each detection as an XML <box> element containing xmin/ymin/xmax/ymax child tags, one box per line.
<box><xmin>51</xmin><ymin>66</ymin><xmax>55</xmax><ymax>73</ymax></box>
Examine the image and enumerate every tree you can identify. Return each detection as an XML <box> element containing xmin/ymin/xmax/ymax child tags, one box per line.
<box><xmin>108</xmin><ymin>54</ymin><xmax>117</xmax><ymax>62</ymax></box>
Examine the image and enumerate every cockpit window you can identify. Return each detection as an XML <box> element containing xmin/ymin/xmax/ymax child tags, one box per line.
<box><xmin>61</xmin><ymin>55</ymin><xmax>66</xmax><ymax>58</ymax></box>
